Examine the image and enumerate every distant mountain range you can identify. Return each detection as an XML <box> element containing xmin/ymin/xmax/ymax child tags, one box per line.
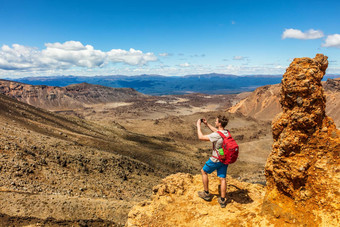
<box><xmin>9</xmin><ymin>73</ymin><xmax>339</xmax><ymax>95</ymax></box>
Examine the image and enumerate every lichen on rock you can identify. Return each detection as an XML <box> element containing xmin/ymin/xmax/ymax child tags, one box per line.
<box><xmin>264</xmin><ymin>54</ymin><xmax>340</xmax><ymax>226</ymax></box>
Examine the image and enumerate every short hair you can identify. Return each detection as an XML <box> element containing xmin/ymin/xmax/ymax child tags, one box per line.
<box><xmin>217</xmin><ymin>115</ymin><xmax>229</xmax><ymax>128</ymax></box>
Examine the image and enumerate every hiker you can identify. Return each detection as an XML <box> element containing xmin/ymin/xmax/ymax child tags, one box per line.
<box><xmin>196</xmin><ymin>115</ymin><xmax>230</xmax><ymax>208</ymax></box>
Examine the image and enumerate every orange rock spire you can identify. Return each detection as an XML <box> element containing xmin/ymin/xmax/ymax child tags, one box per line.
<box><xmin>264</xmin><ymin>54</ymin><xmax>340</xmax><ymax>225</ymax></box>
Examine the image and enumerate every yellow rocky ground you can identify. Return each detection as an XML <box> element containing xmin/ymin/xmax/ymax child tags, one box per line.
<box><xmin>127</xmin><ymin>173</ymin><xmax>272</xmax><ymax>226</ymax></box>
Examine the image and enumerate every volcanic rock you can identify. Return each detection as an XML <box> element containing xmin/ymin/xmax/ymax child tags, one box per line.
<box><xmin>126</xmin><ymin>173</ymin><xmax>269</xmax><ymax>226</ymax></box>
<box><xmin>264</xmin><ymin>54</ymin><xmax>340</xmax><ymax>225</ymax></box>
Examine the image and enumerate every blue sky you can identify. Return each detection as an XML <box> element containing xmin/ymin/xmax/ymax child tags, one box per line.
<box><xmin>0</xmin><ymin>0</ymin><xmax>339</xmax><ymax>78</ymax></box>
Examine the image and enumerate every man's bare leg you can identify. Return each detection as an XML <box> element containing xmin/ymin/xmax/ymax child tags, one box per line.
<box><xmin>201</xmin><ymin>169</ymin><xmax>209</xmax><ymax>192</ymax></box>
<box><xmin>198</xmin><ymin>169</ymin><xmax>213</xmax><ymax>201</ymax></box>
<box><xmin>218</xmin><ymin>177</ymin><xmax>227</xmax><ymax>207</ymax></box>
<box><xmin>220</xmin><ymin>177</ymin><xmax>226</xmax><ymax>198</ymax></box>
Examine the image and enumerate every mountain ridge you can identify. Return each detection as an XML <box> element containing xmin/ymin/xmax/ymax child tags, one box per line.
<box><xmin>9</xmin><ymin>73</ymin><xmax>338</xmax><ymax>95</ymax></box>
<box><xmin>0</xmin><ymin>79</ymin><xmax>146</xmax><ymax>110</ymax></box>
<box><xmin>6</xmin><ymin>74</ymin><xmax>338</xmax><ymax>95</ymax></box>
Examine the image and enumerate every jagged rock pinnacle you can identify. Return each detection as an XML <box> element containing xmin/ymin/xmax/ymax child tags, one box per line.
<box><xmin>264</xmin><ymin>54</ymin><xmax>340</xmax><ymax>225</ymax></box>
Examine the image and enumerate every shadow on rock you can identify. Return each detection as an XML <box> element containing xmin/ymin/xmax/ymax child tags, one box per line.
<box><xmin>227</xmin><ymin>184</ymin><xmax>254</xmax><ymax>204</ymax></box>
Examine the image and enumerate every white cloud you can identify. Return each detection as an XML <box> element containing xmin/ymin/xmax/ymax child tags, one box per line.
<box><xmin>0</xmin><ymin>44</ymin><xmax>43</xmax><ymax>70</ymax></box>
<box><xmin>282</xmin><ymin>28</ymin><xmax>324</xmax><ymax>40</ymax></box>
<box><xmin>327</xmin><ymin>66</ymin><xmax>340</xmax><ymax>74</ymax></box>
<box><xmin>179</xmin><ymin>62</ymin><xmax>190</xmax><ymax>67</ymax></box>
<box><xmin>217</xmin><ymin>64</ymin><xmax>287</xmax><ymax>75</ymax></box>
<box><xmin>0</xmin><ymin>61</ymin><xmax>293</xmax><ymax>78</ymax></box>
<box><xmin>0</xmin><ymin>41</ymin><xmax>157</xmax><ymax>71</ymax></box>
<box><xmin>107</xmin><ymin>48</ymin><xmax>157</xmax><ymax>65</ymax></box>
<box><xmin>42</xmin><ymin>41</ymin><xmax>106</xmax><ymax>68</ymax></box>
<box><xmin>127</xmin><ymin>63</ymin><xmax>288</xmax><ymax>76</ymax></box>
<box><xmin>322</xmin><ymin>34</ymin><xmax>340</xmax><ymax>48</ymax></box>
<box><xmin>45</xmin><ymin>41</ymin><xmax>87</xmax><ymax>50</ymax></box>
<box><xmin>233</xmin><ymin>56</ymin><xmax>245</xmax><ymax>60</ymax></box>
<box><xmin>159</xmin><ymin>53</ymin><xmax>169</xmax><ymax>57</ymax></box>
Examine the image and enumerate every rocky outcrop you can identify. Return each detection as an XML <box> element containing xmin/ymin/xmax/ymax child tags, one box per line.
<box><xmin>264</xmin><ymin>54</ymin><xmax>340</xmax><ymax>225</ymax></box>
<box><xmin>0</xmin><ymin>80</ymin><xmax>146</xmax><ymax>110</ymax></box>
<box><xmin>127</xmin><ymin>173</ymin><xmax>270</xmax><ymax>226</ymax></box>
<box><xmin>228</xmin><ymin>78</ymin><xmax>340</xmax><ymax>127</ymax></box>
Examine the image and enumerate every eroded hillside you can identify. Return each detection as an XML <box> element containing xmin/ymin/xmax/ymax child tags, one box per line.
<box><xmin>0</xmin><ymin>93</ymin><xmax>204</xmax><ymax>226</ymax></box>
<box><xmin>229</xmin><ymin>78</ymin><xmax>340</xmax><ymax>127</ymax></box>
<box><xmin>0</xmin><ymin>80</ymin><xmax>146</xmax><ymax>111</ymax></box>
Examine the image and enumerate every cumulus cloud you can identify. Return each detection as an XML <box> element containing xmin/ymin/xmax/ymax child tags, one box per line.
<box><xmin>0</xmin><ymin>41</ymin><xmax>157</xmax><ymax>71</ymax></box>
<box><xmin>322</xmin><ymin>34</ymin><xmax>340</xmax><ymax>48</ymax></box>
<box><xmin>42</xmin><ymin>41</ymin><xmax>106</xmax><ymax>68</ymax></box>
<box><xmin>282</xmin><ymin>28</ymin><xmax>324</xmax><ymax>40</ymax></box>
<box><xmin>107</xmin><ymin>48</ymin><xmax>157</xmax><ymax>65</ymax></box>
<box><xmin>0</xmin><ymin>44</ymin><xmax>43</xmax><ymax>70</ymax></box>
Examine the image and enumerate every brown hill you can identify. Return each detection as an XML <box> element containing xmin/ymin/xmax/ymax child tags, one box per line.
<box><xmin>127</xmin><ymin>54</ymin><xmax>340</xmax><ymax>226</ymax></box>
<box><xmin>324</xmin><ymin>78</ymin><xmax>340</xmax><ymax>124</ymax></box>
<box><xmin>0</xmin><ymin>93</ymin><xmax>204</xmax><ymax>225</ymax></box>
<box><xmin>0</xmin><ymin>80</ymin><xmax>146</xmax><ymax>110</ymax></box>
<box><xmin>228</xmin><ymin>84</ymin><xmax>281</xmax><ymax>121</ymax></box>
<box><xmin>228</xmin><ymin>78</ymin><xmax>340</xmax><ymax>127</ymax></box>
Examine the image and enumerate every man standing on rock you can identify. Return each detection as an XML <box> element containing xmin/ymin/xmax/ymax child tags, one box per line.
<box><xmin>196</xmin><ymin>115</ymin><xmax>229</xmax><ymax>208</ymax></box>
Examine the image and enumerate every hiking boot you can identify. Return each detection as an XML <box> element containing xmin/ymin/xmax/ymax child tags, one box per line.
<box><xmin>218</xmin><ymin>197</ymin><xmax>227</xmax><ymax>208</ymax></box>
<box><xmin>198</xmin><ymin>191</ymin><xmax>213</xmax><ymax>201</ymax></box>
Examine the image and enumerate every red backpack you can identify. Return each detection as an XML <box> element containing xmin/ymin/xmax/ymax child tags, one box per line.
<box><xmin>212</xmin><ymin>131</ymin><xmax>239</xmax><ymax>165</ymax></box>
